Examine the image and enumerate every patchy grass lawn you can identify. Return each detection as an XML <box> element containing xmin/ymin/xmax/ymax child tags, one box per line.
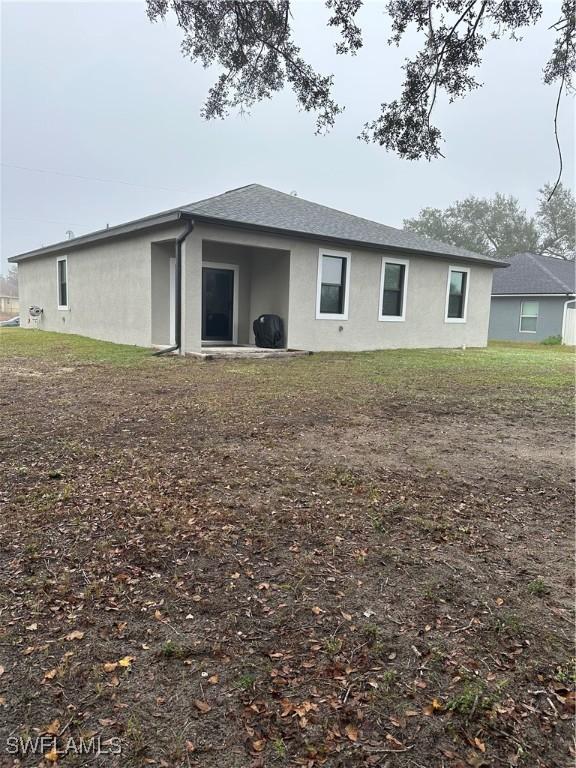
<box><xmin>0</xmin><ymin>330</ymin><xmax>574</xmax><ymax>768</ymax></box>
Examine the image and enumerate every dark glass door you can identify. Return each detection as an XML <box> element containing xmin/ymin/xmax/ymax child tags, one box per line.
<box><xmin>202</xmin><ymin>267</ymin><xmax>234</xmax><ymax>342</ymax></box>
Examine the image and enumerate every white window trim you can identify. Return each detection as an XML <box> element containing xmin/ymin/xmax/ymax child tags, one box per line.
<box><xmin>56</xmin><ymin>256</ymin><xmax>69</xmax><ymax>310</ymax></box>
<box><xmin>518</xmin><ymin>299</ymin><xmax>539</xmax><ymax>334</ymax></box>
<box><xmin>444</xmin><ymin>265</ymin><xmax>470</xmax><ymax>323</ymax></box>
<box><xmin>378</xmin><ymin>256</ymin><xmax>409</xmax><ymax>322</ymax></box>
<box><xmin>201</xmin><ymin>261</ymin><xmax>239</xmax><ymax>345</ymax></box>
<box><xmin>316</xmin><ymin>248</ymin><xmax>351</xmax><ymax>320</ymax></box>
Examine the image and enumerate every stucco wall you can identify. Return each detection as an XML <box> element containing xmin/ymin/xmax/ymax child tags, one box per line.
<box><xmin>16</xmin><ymin>220</ymin><xmax>496</xmax><ymax>353</ymax></box>
<box><xmin>489</xmin><ymin>295</ymin><xmax>568</xmax><ymax>341</ymax></box>
<box><xmin>16</xmin><ymin>225</ymin><xmax>183</xmax><ymax>347</ymax></box>
<box><xmin>151</xmin><ymin>242</ymin><xmax>174</xmax><ymax>346</ymax></box>
<box><xmin>181</xmin><ymin>223</ymin><xmax>494</xmax><ymax>352</ymax></box>
<box><xmin>288</xmin><ymin>247</ymin><xmax>493</xmax><ymax>351</ymax></box>
<box><xmin>248</xmin><ymin>249</ymin><xmax>290</xmax><ymax>343</ymax></box>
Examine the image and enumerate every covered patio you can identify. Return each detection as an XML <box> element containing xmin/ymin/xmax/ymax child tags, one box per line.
<box><xmin>151</xmin><ymin>233</ymin><xmax>295</xmax><ymax>353</ymax></box>
<box><xmin>198</xmin><ymin>239</ymin><xmax>290</xmax><ymax>347</ymax></box>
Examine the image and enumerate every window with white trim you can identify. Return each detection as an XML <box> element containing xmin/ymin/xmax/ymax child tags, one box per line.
<box><xmin>57</xmin><ymin>257</ymin><xmax>68</xmax><ymax>309</ymax></box>
<box><xmin>519</xmin><ymin>300</ymin><xmax>539</xmax><ymax>333</ymax></box>
<box><xmin>316</xmin><ymin>250</ymin><xmax>350</xmax><ymax>319</ymax></box>
<box><xmin>379</xmin><ymin>258</ymin><xmax>408</xmax><ymax>321</ymax></box>
<box><xmin>445</xmin><ymin>266</ymin><xmax>469</xmax><ymax>322</ymax></box>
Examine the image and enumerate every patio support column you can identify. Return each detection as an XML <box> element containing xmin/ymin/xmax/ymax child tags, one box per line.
<box><xmin>181</xmin><ymin>228</ymin><xmax>202</xmax><ymax>354</ymax></box>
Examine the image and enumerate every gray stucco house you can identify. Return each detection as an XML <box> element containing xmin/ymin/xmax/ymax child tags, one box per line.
<box><xmin>9</xmin><ymin>184</ymin><xmax>505</xmax><ymax>353</ymax></box>
<box><xmin>489</xmin><ymin>252</ymin><xmax>575</xmax><ymax>344</ymax></box>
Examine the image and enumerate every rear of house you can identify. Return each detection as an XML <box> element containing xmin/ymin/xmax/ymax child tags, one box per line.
<box><xmin>9</xmin><ymin>185</ymin><xmax>505</xmax><ymax>353</ymax></box>
<box><xmin>489</xmin><ymin>252</ymin><xmax>575</xmax><ymax>344</ymax></box>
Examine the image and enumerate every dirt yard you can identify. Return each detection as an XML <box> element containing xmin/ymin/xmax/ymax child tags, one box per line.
<box><xmin>0</xmin><ymin>331</ymin><xmax>574</xmax><ymax>768</ymax></box>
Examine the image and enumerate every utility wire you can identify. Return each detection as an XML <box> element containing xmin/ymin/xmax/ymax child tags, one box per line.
<box><xmin>1</xmin><ymin>162</ymin><xmax>187</xmax><ymax>194</ymax></box>
<box><xmin>4</xmin><ymin>216</ymin><xmax>95</xmax><ymax>227</ymax></box>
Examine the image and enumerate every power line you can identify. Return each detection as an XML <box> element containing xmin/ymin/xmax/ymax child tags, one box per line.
<box><xmin>1</xmin><ymin>162</ymin><xmax>188</xmax><ymax>194</ymax></box>
<box><xmin>4</xmin><ymin>215</ymin><xmax>94</xmax><ymax>227</ymax></box>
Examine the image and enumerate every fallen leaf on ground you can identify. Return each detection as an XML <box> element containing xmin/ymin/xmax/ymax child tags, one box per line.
<box><xmin>65</xmin><ymin>630</ymin><xmax>84</xmax><ymax>641</ymax></box>
<box><xmin>118</xmin><ymin>656</ymin><xmax>135</xmax><ymax>668</ymax></box>
<box><xmin>193</xmin><ymin>699</ymin><xmax>211</xmax><ymax>713</ymax></box>
<box><xmin>423</xmin><ymin>698</ymin><xmax>443</xmax><ymax>715</ymax></box>
<box><xmin>344</xmin><ymin>724</ymin><xmax>358</xmax><ymax>742</ymax></box>
<box><xmin>44</xmin><ymin>719</ymin><xmax>60</xmax><ymax>735</ymax></box>
<box><xmin>252</xmin><ymin>739</ymin><xmax>266</xmax><ymax>752</ymax></box>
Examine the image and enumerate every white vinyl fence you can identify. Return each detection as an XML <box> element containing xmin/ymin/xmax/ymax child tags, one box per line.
<box><xmin>562</xmin><ymin>304</ymin><xmax>576</xmax><ymax>346</ymax></box>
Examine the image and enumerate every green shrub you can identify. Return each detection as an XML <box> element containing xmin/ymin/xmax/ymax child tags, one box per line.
<box><xmin>541</xmin><ymin>335</ymin><xmax>562</xmax><ymax>346</ymax></box>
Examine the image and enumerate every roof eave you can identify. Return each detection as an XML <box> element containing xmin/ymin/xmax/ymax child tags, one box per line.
<box><xmin>188</xmin><ymin>213</ymin><xmax>505</xmax><ymax>267</ymax></box>
<box><xmin>8</xmin><ymin>210</ymin><xmax>192</xmax><ymax>263</ymax></box>
<box><xmin>9</xmin><ymin>207</ymin><xmax>504</xmax><ymax>268</ymax></box>
<box><xmin>492</xmin><ymin>291</ymin><xmax>575</xmax><ymax>296</ymax></box>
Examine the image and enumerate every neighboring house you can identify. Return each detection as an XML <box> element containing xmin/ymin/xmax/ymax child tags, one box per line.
<box><xmin>489</xmin><ymin>252</ymin><xmax>575</xmax><ymax>344</ymax></box>
<box><xmin>0</xmin><ymin>295</ymin><xmax>19</xmax><ymax>322</ymax></box>
<box><xmin>9</xmin><ymin>184</ymin><xmax>505</xmax><ymax>353</ymax></box>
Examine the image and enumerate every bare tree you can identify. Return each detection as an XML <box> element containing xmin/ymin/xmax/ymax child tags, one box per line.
<box><xmin>0</xmin><ymin>266</ymin><xmax>18</xmax><ymax>297</ymax></box>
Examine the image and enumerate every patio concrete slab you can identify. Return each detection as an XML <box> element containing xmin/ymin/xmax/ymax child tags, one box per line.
<box><xmin>189</xmin><ymin>346</ymin><xmax>311</xmax><ymax>360</ymax></box>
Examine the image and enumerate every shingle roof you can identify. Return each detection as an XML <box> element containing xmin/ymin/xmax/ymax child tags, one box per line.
<box><xmin>9</xmin><ymin>183</ymin><xmax>504</xmax><ymax>265</ymax></box>
<box><xmin>491</xmin><ymin>252</ymin><xmax>575</xmax><ymax>295</ymax></box>
<box><xmin>182</xmin><ymin>184</ymin><xmax>502</xmax><ymax>265</ymax></box>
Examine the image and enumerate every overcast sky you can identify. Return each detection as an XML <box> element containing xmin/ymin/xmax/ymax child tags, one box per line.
<box><xmin>1</xmin><ymin>0</ymin><xmax>574</xmax><ymax>271</ymax></box>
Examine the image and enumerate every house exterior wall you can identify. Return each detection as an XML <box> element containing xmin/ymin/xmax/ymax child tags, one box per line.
<box><xmin>248</xmin><ymin>249</ymin><xmax>290</xmax><ymax>344</ymax></box>
<box><xmin>14</xmin><ymin>220</ymin><xmax>496</xmax><ymax>353</ymax></box>
<box><xmin>489</xmin><ymin>295</ymin><xmax>569</xmax><ymax>342</ymax></box>
<box><xmin>288</xmin><ymin>247</ymin><xmax>493</xmax><ymax>351</ymax></box>
<box><xmin>151</xmin><ymin>242</ymin><xmax>173</xmax><ymax>346</ymax></box>
<box><xmin>182</xmin><ymin>223</ymin><xmax>494</xmax><ymax>353</ymax></box>
<box><xmin>16</xmin><ymin>225</ymin><xmax>183</xmax><ymax>347</ymax></box>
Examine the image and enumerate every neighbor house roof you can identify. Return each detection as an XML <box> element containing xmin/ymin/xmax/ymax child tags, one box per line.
<box><xmin>9</xmin><ymin>184</ymin><xmax>505</xmax><ymax>266</ymax></box>
<box><xmin>491</xmin><ymin>252</ymin><xmax>575</xmax><ymax>295</ymax></box>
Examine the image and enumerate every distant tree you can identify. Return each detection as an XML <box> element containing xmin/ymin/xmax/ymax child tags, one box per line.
<box><xmin>0</xmin><ymin>266</ymin><xmax>18</xmax><ymax>296</ymax></box>
<box><xmin>404</xmin><ymin>194</ymin><xmax>540</xmax><ymax>259</ymax></box>
<box><xmin>536</xmin><ymin>182</ymin><xmax>576</xmax><ymax>259</ymax></box>
<box><xmin>404</xmin><ymin>183</ymin><xmax>576</xmax><ymax>259</ymax></box>
<box><xmin>146</xmin><ymin>0</ymin><xmax>575</xmax><ymax>187</ymax></box>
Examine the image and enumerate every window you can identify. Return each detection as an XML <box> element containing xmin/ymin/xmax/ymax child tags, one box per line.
<box><xmin>445</xmin><ymin>266</ymin><xmax>469</xmax><ymax>322</ymax></box>
<box><xmin>316</xmin><ymin>250</ymin><xmax>350</xmax><ymax>319</ymax></box>
<box><xmin>379</xmin><ymin>258</ymin><xmax>408</xmax><ymax>321</ymax></box>
<box><xmin>57</xmin><ymin>257</ymin><xmax>68</xmax><ymax>309</ymax></box>
<box><xmin>519</xmin><ymin>300</ymin><xmax>539</xmax><ymax>333</ymax></box>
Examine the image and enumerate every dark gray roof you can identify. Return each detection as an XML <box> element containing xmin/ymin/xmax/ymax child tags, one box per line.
<box><xmin>9</xmin><ymin>183</ymin><xmax>504</xmax><ymax>265</ymax></box>
<box><xmin>491</xmin><ymin>252</ymin><xmax>575</xmax><ymax>295</ymax></box>
<box><xmin>182</xmin><ymin>185</ymin><xmax>502</xmax><ymax>265</ymax></box>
